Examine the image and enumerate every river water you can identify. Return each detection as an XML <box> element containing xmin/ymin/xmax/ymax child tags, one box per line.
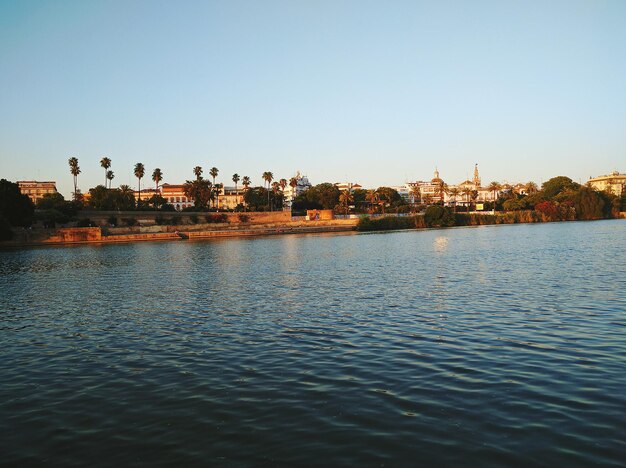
<box><xmin>1</xmin><ymin>220</ymin><xmax>625</xmax><ymax>466</ymax></box>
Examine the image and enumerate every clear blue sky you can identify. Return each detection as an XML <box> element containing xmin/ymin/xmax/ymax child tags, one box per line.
<box><xmin>1</xmin><ymin>0</ymin><xmax>625</xmax><ymax>197</ymax></box>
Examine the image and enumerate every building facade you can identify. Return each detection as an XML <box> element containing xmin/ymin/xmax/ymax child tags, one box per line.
<box><xmin>17</xmin><ymin>181</ymin><xmax>57</xmax><ymax>203</ymax></box>
<box><xmin>283</xmin><ymin>172</ymin><xmax>312</xmax><ymax>208</ymax></box>
<box><xmin>160</xmin><ymin>184</ymin><xmax>194</xmax><ymax>211</ymax></box>
<box><xmin>588</xmin><ymin>171</ymin><xmax>625</xmax><ymax>196</ymax></box>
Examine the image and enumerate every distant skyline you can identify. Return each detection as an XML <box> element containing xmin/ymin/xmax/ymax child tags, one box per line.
<box><xmin>1</xmin><ymin>0</ymin><xmax>625</xmax><ymax>198</ymax></box>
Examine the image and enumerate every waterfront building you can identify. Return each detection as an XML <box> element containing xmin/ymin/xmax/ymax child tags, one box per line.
<box><xmin>390</xmin><ymin>185</ymin><xmax>411</xmax><ymax>202</ymax></box>
<box><xmin>335</xmin><ymin>182</ymin><xmax>362</xmax><ymax>192</ymax></box>
<box><xmin>283</xmin><ymin>172</ymin><xmax>312</xmax><ymax>208</ymax></box>
<box><xmin>17</xmin><ymin>180</ymin><xmax>57</xmax><ymax>203</ymax></box>
<box><xmin>587</xmin><ymin>171</ymin><xmax>625</xmax><ymax>196</ymax></box>
<box><xmin>217</xmin><ymin>186</ymin><xmax>241</xmax><ymax>210</ymax></box>
<box><xmin>161</xmin><ymin>184</ymin><xmax>194</xmax><ymax>211</ymax></box>
<box><xmin>416</xmin><ymin>169</ymin><xmax>446</xmax><ymax>204</ymax></box>
<box><xmin>134</xmin><ymin>188</ymin><xmax>160</xmax><ymax>202</ymax></box>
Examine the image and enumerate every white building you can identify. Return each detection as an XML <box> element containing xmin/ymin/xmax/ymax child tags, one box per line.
<box><xmin>587</xmin><ymin>171</ymin><xmax>625</xmax><ymax>196</ymax></box>
<box><xmin>283</xmin><ymin>172</ymin><xmax>312</xmax><ymax>208</ymax></box>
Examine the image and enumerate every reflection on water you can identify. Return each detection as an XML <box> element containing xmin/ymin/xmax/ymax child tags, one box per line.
<box><xmin>433</xmin><ymin>235</ymin><xmax>449</xmax><ymax>252</ymax></box>
<box><xmin>1</xmin><ymin>220</ymin><xmax>625</xmax><ymax>465</ymax></box>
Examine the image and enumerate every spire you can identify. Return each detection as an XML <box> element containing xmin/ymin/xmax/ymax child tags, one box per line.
<box><xmin>473</xmin><ymin>163</ymin><xmax>481</xmax><ymax>187</ymax></box>
<box><xmin>434</xmin><ymin>167</ymin><xmax>440</xmax><ymax>180</ymax></box>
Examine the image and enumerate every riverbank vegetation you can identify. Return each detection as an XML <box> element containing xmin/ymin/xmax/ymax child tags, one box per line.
<box><xmin>2</xmin><ymin>169</ymin><xmax>625</xmax><ymax>240</ymax></box>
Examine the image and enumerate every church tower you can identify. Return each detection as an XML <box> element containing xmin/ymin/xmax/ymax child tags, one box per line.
<box><xmin>473</xmin><ymin>164</ymin><xmax>481</xmax><ymax>187</ymax></box>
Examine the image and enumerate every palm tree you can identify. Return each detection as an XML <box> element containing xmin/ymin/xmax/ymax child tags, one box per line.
<box><xmin>271</xmin><ymin>181</ymin><xmax>280</xmax><ymax>210</ymax></box>
<box><xmin>487</xmin><ymin>181</ymin><xmax>502</xmax><ymax>211</ymax></box>
<box><xmin>339</xmin><ymin>190</ymin><xmax>354</xmax><ymax>215</ymax></box>
<box><xmin>232</xmin><ymin>173</ymin><xmax>240</xmax><ymax>206</ymax></box>
<box><xmin>366</xmin><ymin>189</ymin><xmax>378</xmax><ymax>213</ymax></box>
<box><xmin>262</xmin><ymin>171</ymin><xmax>273</xmax><ymax>209</ymax></box>
<box><xmin>524</xmin><ymin>181</ymin><xmax>538</xmax><ymax>194</ymax></box>
<box><xmin>462</xmin><ymin>187</ymin><xmax>472</xmax><ymax>212</ymax></box>
<box><xmin>214</xmin><ymin>183</ymin><xmax>223</xmax><ymax>210</ymax></box>
<box><xmin>448</xmin><ymin>187</ymin><xmax>460</xmax><ymax>212</ymax></box>
<box><xmin>134</xmin><ymin>162</ymin><xmax>145</xmax><ymax>203</ymax></box>
<box><xmin>435</xmin><ymin>181</ymin><xmax>448</xmax><ymax>205</ymax></box>
<box><xmin>242</xmin><ymin>176</ymin><xmax>251</xmax><ymax>211</ymax></box>
<box><xmin>193</xmin><ymin>166</ymin><xmax>203</xmax><ymax>180</ymax></box>
<box><xmin>106</xmin><ymin>170</ymin><xmax>114</xmax><ymax>188</ymax></box>
<box><xmin>100</xmin><ymin>157</ymin><xmax>111</xmax><ymax>186</ymax></box>
<box><xmin>68</xmin><ymin>157</ymin><xmax>80</xmax><ymax>200</ymax></box>
<box><xmin>152</xmin><ymin>168</ymin><xmax>163</xmax><ymax>191</ymax></box>
<box><xmin>209</xmin><ymin>167</ymin><xmax>219</xmax><ymax>208</ymax></box>
<box><xmin>410</xmin><ymin>184</ymin><xmax>421</xmax><ymax>206</ymax></box>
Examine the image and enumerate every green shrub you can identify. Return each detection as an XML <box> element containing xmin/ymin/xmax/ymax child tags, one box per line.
<box><xmin>424</xmin><ymin>205</ymin><xmax>455</xmax><ymax>227</ymax></box>
<box><xmin>356</xmin><ymin>215</ymin><xmax>425</xmax><ymax>232</ymax></box>
<box><xmin>107</xmin><ymin>216</ymin><xmax>118</xmax><ymax>227</ymax></box>
<box><xmin>121</xmin><ymin>217</ymin><xmax>138</xmax><ymax>227</ymax></box>
<box><xmin>168</xmin><ymin>215</ymin><xmax>181</xmax><ymax>226</ymax></box>
<box><xmin>238</xmin><ymin>214</ymin><xmax>250</xmax><ymax>223</ymax></box>
<box><xmin>76</xmin><ymin>218</ymin><xmax>95</xmax><ymax>227</ymax></box>
<box><xmin>155</xmin><ymin>214</ymin><xmax>165</xmax><ymax>225</ymax></box>
<box><xmin>190</xmin><ymin>214</ymin><xmax>199</xmax><ymax>224</ymax></box>
<box><xmin>0</xmin><ymin>216</ymin><xmax>13</xmax><ymax>241</ymax></box>
<box><xmin>206</xmin><ymin>213</ymin><xmax>228</xmax><ymax>223</ymax></box>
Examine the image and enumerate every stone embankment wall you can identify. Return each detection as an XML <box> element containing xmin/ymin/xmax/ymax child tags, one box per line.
<box><xmin>1</xmin><ymin>217</ymin><xmax>359</xmax><ymax>247</ymax></box>
<box><xmin>77</xmin><ymin>211</ymin><xmax>291</xmax><ymax>226</ymax></box>
<box><xmin>43</xmin><ymin>227</ymin><xmax>102</xmax><ymax>243</ymax></box>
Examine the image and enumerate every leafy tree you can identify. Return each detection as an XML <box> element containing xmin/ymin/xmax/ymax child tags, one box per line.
<box><xmin>146</xmin><ymin>194</ymin><xmax>174</xmax><ymax>211</ymax></box>
<box><xmin>36</xmin><ymin>192</ymin><xmax>81</xmax><ymax>221</ymax></box>
<box><xmin>244</xmin><ymin>187</ymin><xmax>268</xmax><ymax>211</ymax></box>
<box><xmin>134</xmin><ymin>163</ymin><xmax>145</xmax><ymax>202</ymax></box>
<box><xmin>68</xmin><ymin>157</ymin><xmax>81</xmax><ymax>200</ymax></box>
<box><xmin>365</xmin><ymin>189</ymin><xmax>378</xmax><ymax>213</ymax></box>
<box><xmin>89</xmin><ymin>185</ymin><xmax>136</xmax><ymax>211</ymax></box>
<box><xmin>542</xmin><ymin>176</ymin><xmax>579</xmax><ymax>199</ymax></box>
<box><xmin>376</xmin><ymin>187</ymin><xmax>403</xmax><ymax>206</ymax></box>
<box><xmin>572</xmin><ymin>187</ymin><xmax>606</xmax><ymax>220</ymax></box>
<box><xmin>503</xmin><ymin>198</ymin><xmax>526</xmax><ymax>211</ymax></box>
<box><xmin>301</xmin><ymin>183</ymin><xmax>340</xmax><ymax>210</ymax></box>
<box><xmin>0</xmin><ymin>179</ymin><xmax>34</xmax><ymax>227</ymax></box>
<box><xmin>100</xmin><ymin>157</ymin><xmax>111</xmax><ymax>186</ymax></box>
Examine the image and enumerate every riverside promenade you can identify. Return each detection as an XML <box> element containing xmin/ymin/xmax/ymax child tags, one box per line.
<box><xmin>2</xmin><ymin>215</ymin><xmax>359</xmax><ymax>248</ymax></box>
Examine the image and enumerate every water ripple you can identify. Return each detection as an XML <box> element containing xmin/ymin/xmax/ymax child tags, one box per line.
<box><xmin>1</xmin><ymin>220</ymin><xmax>625</xmax><ymax>465</ymax></box>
